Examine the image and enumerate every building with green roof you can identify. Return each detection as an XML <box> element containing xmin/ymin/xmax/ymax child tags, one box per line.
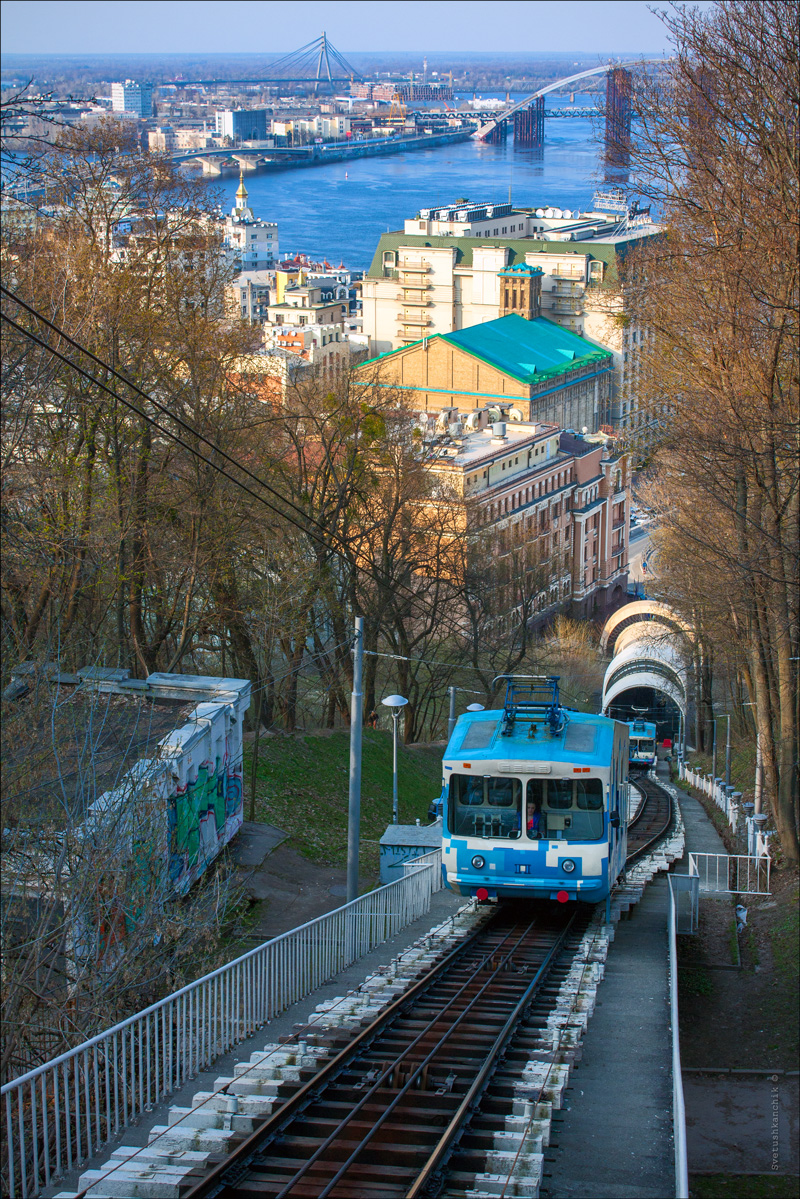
<box><xmin>361</xmin><ymin>216</ymin><xmax>660</xmax><ymax>430</ymax></box>
<box><xmin>356</xmin><ymin>313</ymin><xmax>615</xmax><ymax>432</ymax></box>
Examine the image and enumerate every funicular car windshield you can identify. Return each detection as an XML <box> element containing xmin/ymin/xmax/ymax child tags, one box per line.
<box><xmin>526</xmin><ymin>777</ymin><xmax>605</xmax><ymax>841</ymax></box>
<box><xmin>633</xmin><ymin>739</ymin><xmax>656</xmax><ymax>756</ymax></box>
<box><xmin>448</xmin><ymin>774</ymin><xmax>522</xmax><ymax>839</ymax></box>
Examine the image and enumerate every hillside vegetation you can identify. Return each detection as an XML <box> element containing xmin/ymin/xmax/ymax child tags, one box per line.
<box><xmin>245</xmin><ymin>729</ymin><xmax>445</xmax><ymax>878</ymax></box>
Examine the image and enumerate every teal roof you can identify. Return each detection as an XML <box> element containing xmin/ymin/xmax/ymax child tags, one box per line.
<box><xmin>497</xmin><ymin>263</ymin><xmax>543</xmax><ymax>277</ymax></box>
<box><xmin>443</xmin><ymin>314</ymin><xmax>612</xmax><ymax>383</ymax></box>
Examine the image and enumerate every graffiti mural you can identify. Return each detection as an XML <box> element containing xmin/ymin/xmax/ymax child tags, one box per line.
<box><xmin>167</xmin><ymin>748</ymin><xmax>244</xmax><ymax>895</ymax></box>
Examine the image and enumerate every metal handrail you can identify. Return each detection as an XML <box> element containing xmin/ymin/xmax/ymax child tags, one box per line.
<box><xmin>1</xmin><ymin>865</ymin><xmax>439</xmax><ymax>1197</ymax></box>
<box><xmin>667</xmin><ymin>875</ymin><xmax>690</xmax><ymax>1199</ymax></box>
<box><xmin>688</xmin><ymin>851</ymin><xmax>771</xmax><ymax>895</ymax></box>
<box><xmin>402</xmin><ymin>848</ymin><xmax>443</xmax><ymax>892</ymax></box>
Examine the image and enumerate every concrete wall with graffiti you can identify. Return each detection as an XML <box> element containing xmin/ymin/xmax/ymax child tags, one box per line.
<box><xmin>85</xmin><ymin>672</ymin><xmax>251</xmax><ymax>896</ymax></box>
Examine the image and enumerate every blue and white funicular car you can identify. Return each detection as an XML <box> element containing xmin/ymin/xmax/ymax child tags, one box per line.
<box><xmin>441</xmin><ymin>677</ymin><xmax>629</xmax><ymax>904</ymax></box>
<box><xmin>627</xmin><ymin>718</ymin><xmax>658</xmax><ymax>770</ymax></box>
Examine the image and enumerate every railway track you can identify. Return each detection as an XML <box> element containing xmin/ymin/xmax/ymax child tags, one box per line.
<box><xmin>183</xmin><ymin>904</ymin><xmax>594</xmax><ymax>1198</ymax></box>
<box><xmin>177</xmin><ymin>782</ymin><xmax>675</xmax><ymax>1199</ymax></box>
<box><xmin>626</xmin><ymin>773</ymin><xmax>673</xmax><ymax>862</ymax></box>
<box><xmin>65</xmin><ymin>785</ymin><xmax>675</xmax><ymax>1199</ymax></box>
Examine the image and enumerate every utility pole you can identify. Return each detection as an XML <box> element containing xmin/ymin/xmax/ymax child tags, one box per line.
<box><xmin>346</xmin><ymin>616</ymin><xmax>364</xmax><ymax>903</ymax></box>
<box><xmin>448</xmin><ymin>686</ymin><xmax>457</xmax><ymax>740</ymax></box>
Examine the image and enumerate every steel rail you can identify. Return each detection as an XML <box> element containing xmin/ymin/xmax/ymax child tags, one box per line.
<box><xmin>184</xmin><ymin>908</ymin><xmax>577</xmax><ymax>1198</ymax></box>
<box><xmin>292</xmin><ymin>918</ymin><xmax>546</xmax><ymax>1199</ymax></box>
<box><xmin>406</xmin><ymin>910</ymin><xmax>578</xmax><ymax>1198</ymax></box>
<box><xmin>626</xmin><ymin>776</ymin><xmax>673</xmax><ymax>862</ymax></box>
<box><xmin>181</xmin><ymin>911</ymin><xmax>501</xmax><ymax>1198</ymax></box>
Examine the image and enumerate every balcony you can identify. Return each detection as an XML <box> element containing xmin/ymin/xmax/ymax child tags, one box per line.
<box><xmin>397</xmin><ymin>315</ymin><xmax>433</xmax><ymax>328</ymax></box>
<box><xmin>553</xmin><ymin>281</ymin><xmax>584</xmax><ymax>297</ymax></box>
<box><xmin>395</xmin><ymin>294</ymin><xmax>434</xmax><ymax>304</ymax></box>
<box><xmin>399</xmin><ymin>261</ymin><xmax>431</xmax><ymax>275</ymax></box>
<box><xmin>552</xmin><ymin>297</ymin><xmax>584</xmax><ymax>315</ymax></box>
<box><xmin>552</xmin><ymin>266</ymin><xmax>584</xmax><ymax>280</ymax></box>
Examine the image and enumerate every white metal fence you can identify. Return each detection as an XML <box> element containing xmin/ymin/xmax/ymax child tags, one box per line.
<box><xmin>689</xmin><ymin>851</ymin><xmax>771</xmax><ymax>896</ymax></box>
<box><xmin>678</xmin><ymin>762</ymin><xmax>771</xmax><ymax>858</ymax></box>
<box><xmin>679</xmin><ymin>762</ymin><xmax>740</xmax><ymax>829</ymax></box>
<box><xmin>1</xmin><ymin>861</ymin><xmax>441</xmax><ymax>1197</ymax></box>
<box><xmin>402</xmin><ymin>847</ymin><xmax>443</xmax><ymax>892</ymax></box>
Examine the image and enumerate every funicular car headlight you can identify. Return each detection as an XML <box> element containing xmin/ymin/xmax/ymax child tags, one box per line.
<box><xmin>471</xmin><ymin>855</ymin><xmax>485</xmax><ymax>870</ymax></box>
<box><xmin>561</xmin><ymin>859</ymin><xmax>576</xmax><ymax>873</ymax></box>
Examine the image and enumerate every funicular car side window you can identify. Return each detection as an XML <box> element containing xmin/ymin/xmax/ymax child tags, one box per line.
<box><xmin>449</xmin><ymin>774</ymin><xmax>521</xmax><ymax>839</ymax></box>
<box><xmin>526</xmin><ymin>778</ymin><xmax>605</xmax><ymax>841</ymax></box>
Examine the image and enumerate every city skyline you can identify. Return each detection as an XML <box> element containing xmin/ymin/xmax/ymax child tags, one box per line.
<box><xmin>1</xmin><ymin>0</ymin><xmax>715</xmax><ymax>56</ymax></box>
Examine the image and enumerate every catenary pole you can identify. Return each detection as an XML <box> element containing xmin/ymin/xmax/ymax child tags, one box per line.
<box><xmin>448</xmin><ymin>686</ymin><xmax>457</xmax><ymax>740</ymax></box>
<box><xmin>346</xmin><ymin>616</ymin><xmax>364</xmax><ymax>903</ymax></box>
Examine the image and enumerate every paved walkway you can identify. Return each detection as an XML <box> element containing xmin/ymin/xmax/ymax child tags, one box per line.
<box><xmin>542</xmin><ymin>874</ymin><xmax>674</xmax><ymax>1199</ymax></box>
<box><xmin>669</xmin><ymin>772</ymin><xmax>728</xmax><ymax>862</ymax></box>
<box><xmin>543</xmin><ymin>764</ymin><xmax>739</xmax><ymax>1198</ymax></box>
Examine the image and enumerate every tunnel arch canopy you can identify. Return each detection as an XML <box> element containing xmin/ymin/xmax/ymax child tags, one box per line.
<box><xmin>600</xmin><ymin>601</ymin><xmax>691</xmax><ymax>737</ymax></box>
<box><xmin>600</xmin><ymin>601</ymin><xmax>692</xmax><ymax>657</ymax></box>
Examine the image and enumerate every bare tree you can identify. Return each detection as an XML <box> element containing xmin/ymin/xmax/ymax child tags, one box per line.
<box><xmin>621</xmin><ymin>1</ymin><xmax>799</xmax><ymax>857</ymax></box>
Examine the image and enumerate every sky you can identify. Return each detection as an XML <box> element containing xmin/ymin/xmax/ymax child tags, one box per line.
<box><xmin>0</xmin><ymin>0</ymin><xmax>715</xmax><ymax>56</ymax></box>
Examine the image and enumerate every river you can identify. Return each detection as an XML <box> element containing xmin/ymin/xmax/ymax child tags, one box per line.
<box><xmin>209</xmin><ymin>91</ymin><xmax>613</xmax><ymax>271</ymax></box>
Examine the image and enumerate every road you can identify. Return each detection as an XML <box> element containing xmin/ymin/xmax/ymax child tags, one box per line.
<box><xmin>628</xmin><ymin>525</ymin><xmax>654</xmax><ymax>584</ymax></box>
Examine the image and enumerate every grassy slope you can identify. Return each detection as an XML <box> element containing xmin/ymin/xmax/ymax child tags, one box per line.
<box><xmin>243</xmin><ymin>730</ymin><xmax>444</xmax><ymax>880</ymax></box>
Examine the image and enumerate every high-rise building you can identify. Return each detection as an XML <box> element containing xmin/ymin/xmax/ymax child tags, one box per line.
<box><xmin>215</xmin><ymin>109</ymin><xmax>269</xmax><ymax>143</ymax></box>
<box><xmin>110</xmin><ymin>80</ymin><xmax>153</xmax><ymax>118</ymax></box>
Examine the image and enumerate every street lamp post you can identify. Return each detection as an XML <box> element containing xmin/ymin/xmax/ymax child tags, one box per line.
<box><xmin>381</xmin><ymin>694</ymin><xmax>408</xmax><ymax>824</ymax></box>
<box><xmin>724</xmin><ymin>713</ymin><xmax>732</xmax><ymax>789</ymax></box>
<box><xmin>711</xmin><ymin>712</ymin><xmax>732</xmax><ymax>788</ymax></box>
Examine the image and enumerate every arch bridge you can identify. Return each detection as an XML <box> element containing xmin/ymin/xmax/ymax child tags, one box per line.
<box><xmin>473</xmin><ymin>58</ymin><xmax>667</xmax><ymax>146</ymax></box>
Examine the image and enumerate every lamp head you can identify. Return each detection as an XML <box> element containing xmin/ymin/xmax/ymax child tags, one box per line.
<box><xmin>381</xmin><ymin>694</ymin><xmax>408</xmax><ymax>709</ymax></box>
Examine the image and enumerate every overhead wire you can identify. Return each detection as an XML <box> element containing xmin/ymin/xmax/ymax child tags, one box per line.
<box><xmin>0</xmin><ymin>287</ymin><xmax>458</xmax><ymax>630</ymax></box>
<box><xmin>0</xmin><ymin>285</ymin><xmax>356</xmax><ymax>547</ymax></box>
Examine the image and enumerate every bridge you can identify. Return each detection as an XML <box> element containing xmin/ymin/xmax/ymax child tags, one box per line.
<box><xmin>473</xmin><ymin>58</ymin><xmax>666</xmax><ymax>149</ymax></box>
<box><xmin>165</xmin><ymin>32</ymin><xmax>363</xmax><ymax>91</ymax></box>
<box><xmin>175</xmin><ymin>129</ymin><xmax>472</xmax><ymax>176</ymax></box>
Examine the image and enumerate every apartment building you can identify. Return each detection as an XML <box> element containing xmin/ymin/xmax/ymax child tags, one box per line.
<box><xmin>227</xmin><ymin>270</ymin><xmax>272</xmax><ymax>323</ymax></box>
<box><xmin>267</xmin><ymin>282</ymin><xmax>347</xmax><ymax>328</ymax></box>
<box><xmin>422</xmin><ymin>415</ymin><xmax>630</xmax><ymax>620</ymax></box>
<box><xmin>361</xmin><ymin>200</ymin><xmax>661</xmax><ymax>430</ymax></box>
<box><xmin>264</xmin><ymin>323</ymin><xmax>356</xmax><ymax>378</ymax></box>
<box><xmin>215</xmin><ymin>108</ymin><xmax>269</xmax><ymax>142</ymax></box>
<box><xmin>111</xmin><ymin>80</ymin><xmax>153</xmax><ymax>118</ymax></box>
<box><xmin>356</xmin><ymin>312</ymin><xmax>615</xmax><ymax>434</ymax></box>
